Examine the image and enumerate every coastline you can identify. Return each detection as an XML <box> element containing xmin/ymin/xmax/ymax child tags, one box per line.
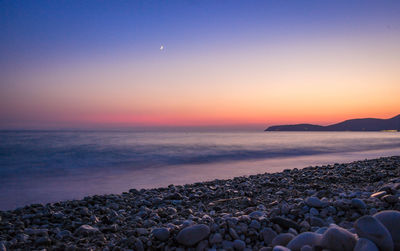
<box><xmin>1</xmin><ymin>156</ymin><xmax>400</xmax><ymax>250</ymax></box>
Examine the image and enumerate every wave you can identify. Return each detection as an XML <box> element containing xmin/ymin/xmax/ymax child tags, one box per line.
<box><xmin>1</xmin><ymin>131</ymin><xmax>400</xmax><ymax>180</ymax></box>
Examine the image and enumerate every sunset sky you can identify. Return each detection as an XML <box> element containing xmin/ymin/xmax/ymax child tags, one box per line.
<box><xmin>1</xmin><ymin>1</ymin><xmax>400</xmax><ymax>129</ymax></box>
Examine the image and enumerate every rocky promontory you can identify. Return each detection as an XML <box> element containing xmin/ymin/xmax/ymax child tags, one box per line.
<box><xmin>1</xmin><ymin>156</ymin><xmax>400</xmax><ymax>250</ymax></box>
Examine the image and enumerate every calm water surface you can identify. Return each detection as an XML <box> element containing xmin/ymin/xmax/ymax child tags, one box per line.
<box><xmin>1</xmin><ymin>130</ymin><xmax>399</xmax><ymax>210</ymax></box>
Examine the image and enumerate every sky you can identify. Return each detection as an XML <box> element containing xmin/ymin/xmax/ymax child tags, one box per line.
<box><xmin>1</xmin><ymin>0</ymin><xmax>400</xmax><ymax>129</ymax></box>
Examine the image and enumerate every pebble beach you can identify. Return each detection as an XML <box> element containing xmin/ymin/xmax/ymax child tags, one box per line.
<box><xmin>1</xmin><ymin>156</ymin><xmax>400</xmax><ymax>251</ymax></box>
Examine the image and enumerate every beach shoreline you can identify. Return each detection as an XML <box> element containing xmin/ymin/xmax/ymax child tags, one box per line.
<box><xmin>1</xmin><ymin>156</ymin><xmax>400</xmax><ymax>250</ymax></box>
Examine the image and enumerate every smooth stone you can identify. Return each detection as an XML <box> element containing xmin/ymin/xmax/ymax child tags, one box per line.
<box><xmin>222</xmin><ymin>240</ymin><xmax>234</xmax><ymax>250</ymax></box>
<box><xmin>249</xmin><ymin>211</ymin><xmax>264</xmax><ymax>219</ymax></box>
<box><xmin>354</xmin><ymin>215</ymin><xmax>393</xmax><ymax>251</ymax></box>
<box><xmin>370</xmin><ymin>191</ymin><xmax>387</xmax><ymax>198</ymax></box>
<box><xmin>210</xmin><ymin>233</ymin><xmax>223</xmax><ymax>244</ymax></box>
<box><xmin>309</xmin><ymin>216</ymin><xmax>325</xmax><ymax>227</ymax></box>
<box><xmin>24</xmin><ymin>228</ymin><xmax>48</xmax><ymax>236</ymax></box>
<box><xmin>300</xmin><ymin>245</ymin><xmax>313</xmax><ymax>251</ymax></box>
<box><xmin>315</xmin><ymin>227</ymin><xmax>328</xmax><ymax>234</ymax></box>
<box><xmin>271</xmin><ymin>233</ymin><xmax>295</xmax><ymax>247</ymax></box>
<box><xmin>261</xmin><ymin>227</ymin><xmax>277</xmax><ymax>245</ymax></box>
<box><xmin>35</xmin><ymin>236</ymin><xmax>51</xmax><ymax>246</ymax></box>
<box><xmin>249</xmin><ymin>220</ymin><xmax>261</xmax><ymax>229</ymax></box>
<box><xmin>354</xmin><ymin>238</ymin><xmax>379</xmax><ymax>251</ymax></box>
<box><xmin>382</xmin><ymin>195</ymin><xmax>399</xmax><ymax>204</ymax></box>
<box><xmin>271</xmin><ymin>217</ymin><xmax>300</xmax><ymax>230</ymax></box>
<box><xmin>287</xmin><ymin>232</ymin><xmax>322</xmax><ymax>251</ymax></box>
<box><xmin>229</xmin><ymin>228</ymin><xmax>240</xmax><ymax>239</ymax></box>
<box><xmin>74</xmin><ymin>225</ymin><xmax>100</xmax><ymax>236</ymax></box>
<box><xmin>310</xmin><ymin>208</ymin><xmax>319</xmax><ymax>216</ymax></box>
<box><xmin>176</xmin><ymin>224</ymin><xmax>210</xmax><ymax>246</ymax></box>
<box><xmin>196</xmin><ymin>240</ymin><xmax>209</xmax><ymax>250</ymax></box>
<box><xmin>320</xmin><ymin>225</ymin><xmax>357</xmax><ymax>251</ymax></box>
<box><xmin>272</xmin><ymin>246</ymin><xmax>290</xmax><ymax>251</ymax></box>
<box><xmin>351</xmin><ymin>198</ymin><xmax>366</xmax><ymax>209</ymax></box>
<box><xmin>305</xmin><ymin>197</ymin><xmax>328</xmax><ymax>208</ymax></box>
<box><xmin>233</xmin><ymin>239</ymin><xmax>246</xmax><ymax>250</ymax></box>
<box><xmin>152</xmin><ymin>228</ymin><xmax>170</xmax><ymax>241</ymax></box>
<box><xmin>374</xmin><ymin>210</ymin><xmax>400</xmax><ymax>250</ymax></box>
<box><xmin>56</xmin><ymin>230</ymin><xmax>72</xmax><ymax>240</ymax></box>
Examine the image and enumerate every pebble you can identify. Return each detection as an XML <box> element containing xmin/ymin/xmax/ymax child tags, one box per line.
<box><xmin>0</xmin><ymin>156</ymin><xmax>399</xmax><ymax>250</ymax></box>
<box><xmin>370</xmin><ymin>191</ymin><xmax>387</xmax><ymax>198</ymax></box>
<box><xmin>287</xmin><ymin>232</ymin><xmax>322</xmax><ymax>251</ymax></box>
<box><xmin>354</xmin><ymin>215</ymin><xmax>394</xmax><ymax>251</ymax></box>
<box><xmin>272</xmin><ymin>246</ymin><xmax>291</xmax><ymax>251</ymax></box>
<box><xmin>271</xmin><ymin>217</ymin><xmax>300</xmax><ymax>230</ymax></box>
<box><xmin>300</xmin><ymin>245</ymin><xmax>313</xmax><ymax>251</ymax></box>
<box><xmin>210</xmin><ymin>233</ymin><xmax>223</xmax><ymax>244</ymax></box>
<box><xmin>233</xmin><ymin>239</ymin><xmax>246</xmax><ymax>250</ymax></box>
<box><xmin>74</xmin><ymin>225</ymin><xmax>100</xmax><ymax>236</ymax></box>
<box><xmin>382</xmin><ymin>195</ymin><xmax>399</xmax><ymax>204</ymax></box>
<box><xmin>56</xmin><ymin>230</ymin><xmax>72</xmax><ymax>240</ymax></box>
<box><xmin>354</xmin><ymin>238</ymin><xmax>379</xmax><ymax>251</ymax></box>
<box><xmin>271</xmin><ymin>233</ymin><xmax>295</xmax><ymax>247</ymax></box>
<box><xmin>152</xmin><ymin>227</ymin><xmax>170</xmax><ymax>241</ymax></box>
<box><xmin>373</xmin><ymin>210</ymin><xmax>400</xmax><ymax>250</ymax></box>
<box><xmin>176</xmin><ymin>224</ymin><xmax>210</xmax><ymax>246</ymax></box>
<box><xmin>35</xmin><ymin>236</ymin><xmax>51</xmax><ymax>246</ymax></box>
<box><xmin>305</xmin><ymin>197</ymin><xmax>328</xmax><ymax>208</ymax></box>
<box><xmin>320</xmin><ymin>225</ymin><xmax>357</xmax><ymax>251</ymax></box>
<box><xmin>261</xmin><ymin>227</ymin><xmax>277</xmax><ymax>245</ymax></box>
<box><xmin>351</xmin><ymin>198</ymin><xmax>366</xmax><ymax>209</ymax></box>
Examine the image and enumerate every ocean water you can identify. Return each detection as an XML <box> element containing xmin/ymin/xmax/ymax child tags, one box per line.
<box><xmin>0</xmin><ymin>130</ymin><xmax>399</xmax><ymax>210</ymax></box>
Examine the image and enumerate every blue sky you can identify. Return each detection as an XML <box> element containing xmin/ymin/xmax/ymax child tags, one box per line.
<box><xmin>1</xmin><ymin>1</ymin><xmax>400</xmax><ymax>128</ymax></box>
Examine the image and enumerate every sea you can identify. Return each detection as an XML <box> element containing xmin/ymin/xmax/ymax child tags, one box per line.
<box><xmin>1</xmin><ymin>130</ymin><xmax>400</xmax><ymax>210</ymax></box>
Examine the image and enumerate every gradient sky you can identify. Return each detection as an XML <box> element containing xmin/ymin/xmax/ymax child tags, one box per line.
<box><xmin>1</xmin><ymin>1</ymin><xmax>400</xmax><ymax>129</ymax></box>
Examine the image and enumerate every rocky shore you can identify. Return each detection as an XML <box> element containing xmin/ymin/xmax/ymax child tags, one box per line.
<box><xmin>1</xmin><ymin>156</ymin><xmax>400</xmax><ymax>251</ymax></box>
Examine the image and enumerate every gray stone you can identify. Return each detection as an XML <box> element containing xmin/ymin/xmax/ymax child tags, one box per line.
<box><xmin>229</xmin><ymin>228</ymin><xmax>239</xmax><ymax>239</ymax></box>
<box><xmin>305</xmin><ymin>197</ymin><xmax>328</xmax><ymax>208</ymax></box>
<box><xmin>152</xmin><ymin>227</ymin><xmax>170</xmax><ymax>241</ymax></box>
<box><xmin>56</xmin><ymin>230</ymin><xmax>72</xmax><ymax>240</ymax></box>
<box><xmin>315</xmin><ymin>227</ymin><xmax>328</xmax><ymax>234</ymax></box>
<box><xmin>210</xmin><ymin>233</ymin><xmax>223</xmax><ymax>244</ymax></box>
<box><xmin>271</xmin><ymin>217</ymin><xmax>300</xmax><ymax>230</ymax></box>
<box><xmin>374</xmin><ymin>210</ymin><xmax>400</xmax><ymax>250</ymax></box>
<box><xmin>176</xmin><ymin>224</ymin><xmax>210</xmax><ymax>246</ymax></box>
<box><xmin>74</xmin><ymin>225</ymin><xmax>100</xmax><ymax>236</ymax></box>
<box><xmin>354</xmin><ymin>215</ymin><xmax>393</xmax><ymax>251</ymax></box>
<box><xmin>351</xmin><ymin>198</ymin><xmax>366</xmax><ymax>209</ymax></box>
<box><xmin>271</xmin><ymin>233</ymin><xmax>295</xmax><ymax>247</ymax></box>
<box><xmin>309</xmin><ymin>216</ymin><xmax>325</xmax><ymax>227</ymax></box>
<box><xmin>196</xmin><ymin>240</ymin><xmax>209</xmax><ymax>251</ymax></box>
<box><xmin>16</xmin><ymin>233</ymin><xmax>29</xmax><ymax>242</ymax></box>
<box><xmin>24</xmin><ymin>228</ymin><xmax>48</xmax><ymax>236</ymax></box>
<box><xmin>310</xmin><ymin>207</ymin><xmax>319</xmax><ymax>216</ymax></box>
<box><xmin>382</xmin><ymin>195</ymin><xmax>399</xmax><ymax>204</ymax></box>
<box><xmin>222</xmin><ymin>240</ymin><xmax>234</xmax><ymax>249</ymax></box>
<box><xmin>249</xmin><ymin>211</ymin><xmax>264</xmax><ymax>219</ymax></box>
<box><xmin>354</xmin><ymin>238</ymin><xmax>379</xmax><ymax>251</ymax></box>
<box><xmin>272</xmin><ymin>246</ymin><xmax>290</xmax><ymax>251</ymax></box>
<box><xmin>261</xmin><ymin>227</ymin><xmax>277</xmax><ymax>245</ymax></box>
<box><xmin>249</xmin><ymin>220</ymin><xmax>261</xmax><ymax>229</ymax></box>
<box><xmin>300</xmin><ymin>245</ymin><xmax>313</xmax><ymax>251</ymax></box>
<box><xmin>320</xmin><ymin>225</ymin><xmax>357</xmax><ymax>251</ymax></box>
<box><xmin>287</xmin><ymin>232</ymin><xmax>322</xmax><ymax>251</ymax></box>
<box><xmin>233</xmin><ymin>239</ymin><xmax>246</xmax><ymax>250</ymax></box>
<box><xmin>35</xmin><ymin>236</ymin><xmax>51</xmax><ymax>246</ymax></box>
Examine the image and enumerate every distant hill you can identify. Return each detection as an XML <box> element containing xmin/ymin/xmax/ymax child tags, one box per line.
<box><xmin>265</xmin><ymin>114</ymin><xmax>400</xmax><ymax>131</ymax></box>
